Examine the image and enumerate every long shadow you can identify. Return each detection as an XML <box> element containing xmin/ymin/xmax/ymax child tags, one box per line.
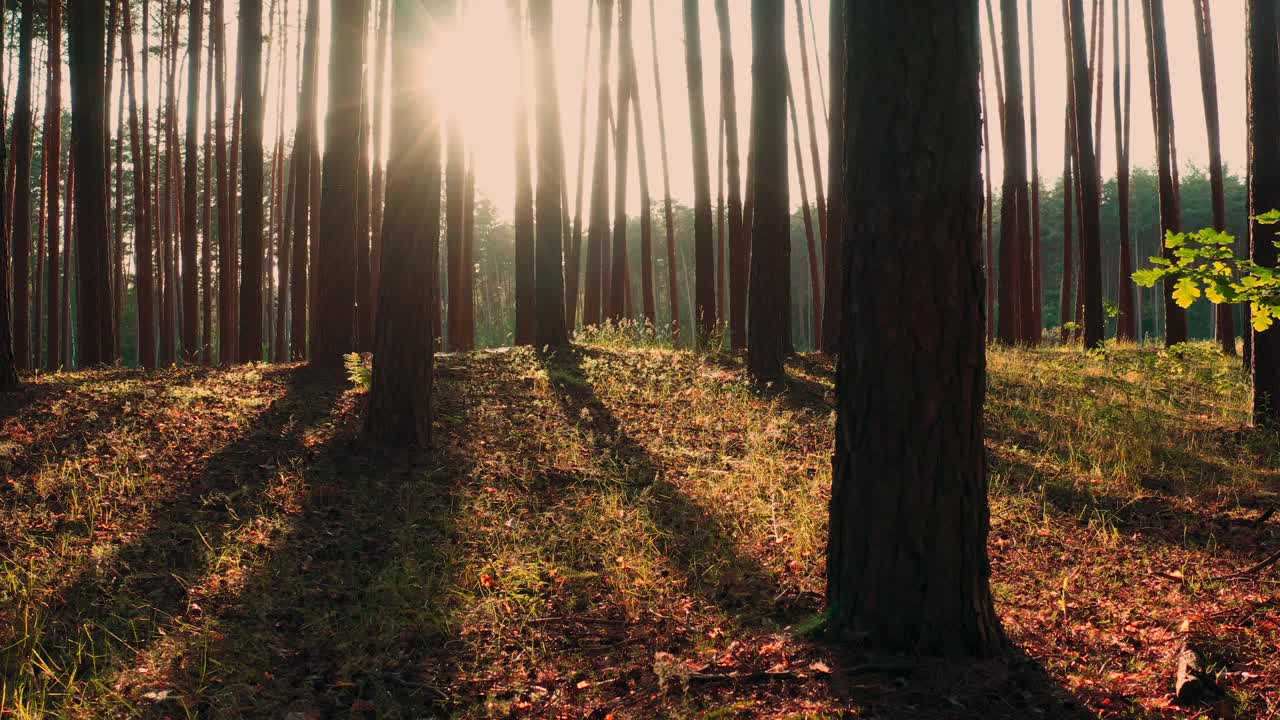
<box><xmin>2</xmin><ymin>364</ymin><xmax>348</xmax><ymax>715</ymax></box>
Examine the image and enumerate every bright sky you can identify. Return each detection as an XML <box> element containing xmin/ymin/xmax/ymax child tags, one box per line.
<box><xmin>981</xmin><ymin>0</ymin><xmax>1249</xmax><ymax>186</ymax></box>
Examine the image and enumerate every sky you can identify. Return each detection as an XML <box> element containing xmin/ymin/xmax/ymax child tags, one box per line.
<box><xmin>7</xmin><ymin>1</ymin><xmax>1250</xmax><ymax>222</ymax></box>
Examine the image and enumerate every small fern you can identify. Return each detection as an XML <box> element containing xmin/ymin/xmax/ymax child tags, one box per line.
<box><xmin>345</xmin><ymin>352</ymin><xmax>372</xmax><ymax>390</ymax></box>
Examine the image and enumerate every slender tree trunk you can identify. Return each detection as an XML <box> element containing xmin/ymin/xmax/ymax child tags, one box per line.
<box><xmin>787</xmin><ymin>79</ymin><xmax>821</xmax><ymax>345</ymax></box>
<box><xmin>1248</xmin><ymin>0</ymin><xmax>1280</xmax><ymax>425</ymax></box>
<box><xmin>508</xmin><ymin>0</ymin><xmax>536</xmax><ymax>345</ymax></box>
<box><xmin>1192</xmin><ymin>0</ymin><xmax>1233</xmax><ymax>354</ymax></box>
<box><xmin>290</xmin><ymin>0</ymin><xmax>319</xmax><ymax>359</ymax></box>
<box><xmin>1115</xmin><ymin>0</ymin><xmax>1135</xmax><ymax>341</ymax></box>
<box><xmin>683</xmin><ymin>0</ymin><xmax>716</xmax><ymax>345</ymax></box>
<box><xmin>713</xmin><ymin>0</ymin><xmax>746</xmax><ymax>349</ymax></box>
<box><xmin>12</xmin><ymin>2</ymin><xmax>33</xmax><ymax>371</ymax></box>
<box><xmin>1140</xmin><ymin>0</ymin><xmax>1186</xmax><ymax>345</ymax></box>
<box><xmin>113</xmin><ymin>17</ymin><xmax>126</xmax><ymax>363</ymax></box>
<box><xmin>530</xmin><ymin>0</ymin><xmax>570</xmax><ymax>347</ymax></box>
<box><xmin>366</xmin><ymin>0</ymin><xmax>442</xmax><ymax>447</ymax></box>
<box><xmin>629</xmin><ymin>57</ymin><xmax>657</xmax><ymax>327</ymax></box>
<box><xmin>312</xmin><ymin>0</ymin><xmax>364</xmax><ymax>367</ymax></box>
<box><xmin>1026</xmin><ymin>0</ymin><xmax>1042</xmax><ymax>342</ymax></box>
<box><xmin>829</xmin><ymin>0</ymin><xmax>1005</xmax><ymax>656</ymax></box>
<box><xmin>996</xmin><ymin>0</ymin><xmax>1030</xmax><ymax>345</ymax></box>
<box><xmin>565</xmin><ymin>0</ymin><xmax>595</xmax><ymax>331</ymax></box>
<box><xmin>45</xmin><ymin>0</ymin><xmax>62</xmax><ymax>370</ymax></box>
<box><xmin>648</xmin><ymin>0</ymin><xmax>679</xmax><ymax>344</ymax></box>
<box><xmin>1060</xmin><ymin>112</ymin><xmax>1075</xmax><ymax>343</ymax></box>
<box><xmin>607</xmin><ymin>0</ymin><xmax>635</xmax><ymax>323</ymax></box>
<box><xmin>123</xmin><ymin>0</ymin><xmax>155</xmax><ymax>369</ymax></box>
<box><xmin>583</xmin><ymin>0</ymin><xmax>614</xmax><ymax>330</ymax></box>
<box><xmin>158</xmin><ymin>0</ymin><xmax>176</xmax><ymax>367</ymax></box>
<box><xmin>746</xmin><ymin>0</ymin><xmax>789</xmax><ymax>380</ymax></box>
<box><xmin>716</xmin><ymin>110</ymin><xmax>726</xmax><ymax>326</ymax></box>
<box><xmin>203</xmin><ymin>22</ymin><xmax>215</xmax><ymax>364</ymax></box>
<box><xmin>62</xmin><ymin>151</ymin><xmax>74</xmax><ymax>367</ymax></box>
<box><xmin>68</xmin><ymin>0</ymin><xmax>113</xmax><ymax>366</ymax></box>
<box><xmin>791</xmin><ymin>0</ymin><xmax>826</xmax><ymax>261</ymax></box>
<box><xmin>981</xmin><ymin>58</ymin><xmax>996</xmax><ymax>342</ymax></box>
<box><xmin>818</xmin><ymin>0</ymin><xmax>843</xmax><ymax>354</ymax></box>
<box><xmin>1068</xmin><ymin>0</ymin><xmax>1105</xmax><ymax>348</ymax></box>
<box><xmin>181</xmin><ymin>0</ymin><xmax>204</xmax><ymax>361</ymax></box>
<box><xmin>0</xmin><ymin>6</ymin><xmax>18</xmax><ymax>388</ymax></box>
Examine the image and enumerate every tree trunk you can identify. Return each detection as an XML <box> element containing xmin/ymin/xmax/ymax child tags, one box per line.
<box><xmin>1248</xmin><ymin>0</ymin><xmax>1280</xmax><ymax>425</ymax></box>
<box><xmin>818</xmin><ymin>0</ymin><xmax>843</xmax><ymax>354</ymax></box>
<box><xmin>291</xmin><ymin>0</ymin><xmax>319</xmax><ymax>360</ymax></box>
<box><xmin>746</xmin><ymin>0</ymin><xmax>789</xmax><ymax>380</ymax></box>
<box><xmin>713</xmin><ymin>0</ymin><xmax>746</xmax><ymax>349</ymax></box>
<box><xmin>203</xmin><ymin>20</ymin><xmax>216</xmax><ymax>364</ymax></box>
<box><xmin>122</xmin><ymin>0</ymin><xmax>155</xmax><ymax>369</ymax></box>
<box><xmin>1192</xmin><ymin>0</ymin><xmax>1234</xmax><ymax>355</ymax></box>
<box><xmin>786</xmin><ymin>79</ymin><xmax>821</xmax><ymax>345</ymax></box>
<box><xmin>683</xmin><ymin>0</ymin><xmax>716</xmax><ymax>346</ymax></box>
<box><xmin>355</xmin><ymin>0</ymin><xmax>372</xmax><ymax>353</ymax></box>
<box><xmin>1060</xmin><ymin>112</ymin><xmax>1075</xmax><ymax>343</ymax></box>
<box><xmin>1026</xmin><ymin>0</ymin><xmax>1042</xmax><ymax>342</ymax></box>
<box><xmin>68</xmin><ymin>0</ymin><xmax>113</xmax><ymax>366</ymax></box>
<box><xmin>312</xmin><ymin>0</ymin><xmax>364</xmax><ymax>367</ymax></box>
<box><xmin>369</xmin><ymin>0</ymin><xmax>391</xmax><ymax>330</ymax></box>
<box><xmin>791</xmin><ymin>0</ymin><xmax>826</xmax><ymax>268</ymax></box>
<box><xmin>45</xmin><ymin>0</ymin><xmax>63</xmax><ymax>370</ymax></box>
<box><xmin>996</xmin><ymin>0</ymin><xmax>1031</xmax><ymax>346</ymax></box>
<box><xmin>0</xmin><ymin>5</ymin><xmax>18</xmax><ymax>388</ymax></box>
<box><xmin>530</xmin><ymin>0</ymin><xmax>570</xmax><ymax>347</ymax></box>
<box><xmin>1067</xmin><ymin>0</ymin><xmax>1105</xmax><ymax>348</ymax></box>
<box><xmin>182</xmin><ymin>0</ymin><xmax>204</xmax><ymax>362</ymax></box>
<box><xmin>565</xmin><ymin>0</ymin><xmax>595</xmax><ymax>331</ymax></box>
<box><xmin>366</xmin><ymin>0</ymin><xmax>442</xmax><ymax>447</ymax></box>
<box><xmin>583</xmin><ymin>0</ymin><xmax>614</xmax><ymax>330</ymax></box>
<box><xmin>509</xmin><ymin>0</ymin><xmax>536</xmax><ymax>345</ymax></box>
<box><xmin>607</xmin><ymin>0</ymin><xmax>635</xmax><ymax>323</ymax></box>
<box><xmin>212</xmin><ymin>0</ymin><xmax>232</xmax><ymax>363</ymax></box>
<box><xmin>829</xmin><ymin>0</ymin><xmax>1005</xmax><ymax>656</ymax></box>
<box><xmin>1141</xmin><ymin>0</ymin><xmax>1186</xmax><ymax>345</ymax></box>
<box><xmin>1115</xmin><ymin>0</ymin><xmax>1135</xmax><ymax>341</ymax></box>
<box><xmin>629</xmin><ymin>57</ymin><xmax>657</xmax><ymax>328</ymax></box>
<box><xmin>12</xmin><ymin>2</ymin><xmax>33</xmax><ymax>371</ymax></box>
<box><xmin>648</xmin><ymin>0</ymin><xmax>679</xmax><ymax>344</ymax></box>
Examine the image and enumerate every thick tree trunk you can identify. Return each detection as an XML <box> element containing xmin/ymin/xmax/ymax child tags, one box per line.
<box><xmin>746</xmin><ymin>0</ymin><xmax>789</xmax><ymax>380</ymax></box>
<box><xmin>1067</xmin><ymin>0</ymin><xmax>1105</xmax><ymax>348</ymax></box>
<box><xmin>583</xmin><ymin>0</ymin><xmax>614</xmax><ymax>330</ymax></box>
<box><xmin>509</xmin><ymin>0</ymin><xmax>536</xmax><ymax>345</ymax></box>
<box><xmin>12</xmin><ymin>3</ymin><xmax>33</xmax><ymax>371</ymax></box>
<box><xmin>818</xmin><ymin>0</ymin><xmax>843</xmax><ymax>354</ymax></box>
<box><xmin>1141</xmin><ymin>0</ymin><xmax>1186</xmax><ymax>345</ymax></box>
<box><xmin>683</xmin><ymin>0</ymin><xmax>716</xmax><ymax>346</ymax></box>
<box><xmin>829</xmin><ymin>0</ymin><xmax>1005</xmax><ymax>656</ymax></box>
<box><xmin>312</xmin><ymin>0</ymin><xmax>364</xmax><ymax>367</ymax></box>
<box><xmin>45</xmin><ymin>0</ymin><xmax>63</xmax><ymax>370</ymax></box>
<box><xmin>68</xmin><ymin>0</ymin><xmax>113</xmax><ymax>366</ymax></box>
<box><xmin>237</xmin><ymin>0</ymin><xmax>264</xmax><ymax>362</ymax></box>
<box><xmin>1193</xmin><ymin>0</ymin><xmax>1234</xmax><ymax>355</ymax></box>
<box><xmin>648</xmin><ymin>0</ymin><xmax>680</xmax><ymax>344</ymax></box>
<box><xmin>1115</xmin><ymin>0</ymin><xmax>1135</xmax><ymax>341</ymax></box>
<box><xmin>1248</xmin><ymin>0</ymin><xmax>1280</xmax><ymax>425</ymax></box>
<box><xmin>366</xmin><ymin>0</ymin><xmax>442</xmax><ymax>447</ymax></box>
<box><xmin>531</xmin><ymin>0</ymin><xmax>570</xmax><ymax>347</ymax></box>
<box><xmin>713</xmin><ymin>0</ymin><xmax>746</xmax><ymax>349</ymax></box>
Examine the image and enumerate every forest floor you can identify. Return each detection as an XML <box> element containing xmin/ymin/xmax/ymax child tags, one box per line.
<box><xmin>0</xmin><ymin>340</ymin><xmax>1278</xmax><ymax>719</ymax></box>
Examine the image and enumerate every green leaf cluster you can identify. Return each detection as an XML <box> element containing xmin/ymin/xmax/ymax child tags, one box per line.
<box><xmin>1132</xmin><ymin>214</ymin><xmax>1280</xmax><ymax>332</ymax></box>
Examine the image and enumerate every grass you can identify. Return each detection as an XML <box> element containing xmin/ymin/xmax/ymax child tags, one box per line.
<box><xmin>0</xmin><ymin>341</ymin><xmax>1276</xmax><ymax>718</ymax></box>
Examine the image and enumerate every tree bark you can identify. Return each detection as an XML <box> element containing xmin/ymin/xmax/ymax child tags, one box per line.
<box><xmin>565</xmin><ymin>0</ymin><xmax>595</xmax><ymax>331</ymax></box>
<box><xmin>123</xmin><ymin>0</ymin><xmax>155</xmax><ymax>369</ymax></box>
<box><xmin>1192</xmin><ymin>0</ymin><xmax>1234</xmax><ymax>354</ymax></box>
<box><xmin>1248</xmin><ymin>0</ymin><xmax>1280</xmax><ymax>425</ymax></box>
<box><xmin>829</xmin><ymin>0</ymin><xmax>1005</xmax><ymax>656</ymax></box>
<box><xmin>787</xmin><ymin>79</ymin><xmax>821</xmax><ymax>345</ymax></box>
<box><xmin>746</xmin><ymin>0</ymin><xmax>789</xmax><ymax>380</ymax></box>
<box><xmin>1067</xmin><ymin>0</ymin><xmax>1105</xmax><ymax>348</ymax></box>
<box><xmin>0</xmin><ymin>6</ymin><xmax>19</xmax><ymax>388</ymax></box>
<box><xmin>236</xmin><ymin>0</ymin><xmax>264</xmax><ymax>362</ymax></box>
<box><xmin>531</xmin><ymin>0</ymin><xmax>570</xmax><ymax>348</ymax></box>
<box><xmin>182</xmin><ymin>0</ymin><xmax>204</xmax><ymax>362</ymax></box>
<box><xmin>818</xmin><ymin>0</ymin><xmax>843</xmax><ymax>354</ymax></box>
<box><xmin>792</xmin><ymin>0</ymin><xmax>826</xmax><ymax>267</ymax></box>
<box><xmin>369</xmin><ymin>0</ymin><xmax>392</xmax><ymax>330</ymax></box>
<box><xmin>366</xmin><ymin>0</ymin><xmax>442</xmax><ymax>447</ymax></box>
<box><xmin>12</xmin><ymin>2</ymin><xmax>33</xmax><ymax>371</ymax></box>
<box><xmin>1115</xmin><ymin>0</ymin><xmax>1135</xmax><ymax>341</ymax></box>
<box><xmin>683</xmin><ymin>0</ymin><xmax>716</xmax><ymax>346</ymax></box>
<box><xmin>713</xmin><ymin>0</ymin><xmax>746</xmax><ymax>349</ymax></box>
<box><xmin>1026</xmin><ymin>0</ymin><xmax>1043</xmax><ymax>341</ymax></box>
<box><xmin>583</xmin><ymin>0</ymin><xmax>614</xmax><ymax>330</ymax></box>
<box><xmin>291</xmin><ymin>0</ymin><xmax>319</xmax><ymax>359</ymax></box>
<box><xmin>508</xmin><ymin>0</ymin><xmax>536</xmax><ymax>345</ymax></box>
<box><xmin>996</xmin><ymin>0</ymin><xmax>1031</xmax><ymax>345</ymax></box>
<box><xmin>647</xmin><ymin>0</ymin><xmax>679</xmax><ymax>344</ymax></box>
<box><xmin>607</xmin><ymin>0</ymin><xmax>635</xmax><ymax>323</ymax></box>
<box><xmin>45</xmin><ymin>0</ymin><xmax>63</xmax><ymax>370</ymax></box>
<box><xmin>1060</xmin><ymin>111</ymin><xmax>1075</xmax><ymax>343</ymax></box>
<box><xmin>68</xmin><ymin>0</ymin><xmax>114</xmax><ymax>366</ymax></box>
<box><xmin>312</xmin><ymin>0</ymin><xmax>364</xmax><ymax>367</ymax></box>
<box><xmin>355</xmin><ymin>0</ymin><xmax>373</xmax><ymax>353</ymax></box>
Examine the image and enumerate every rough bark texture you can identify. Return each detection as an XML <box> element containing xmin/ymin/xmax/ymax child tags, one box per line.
<box><xmin>1115</xmin><ymin>0</ymin><xmax>1135</xmax><ymax>341</ymax></box>
<box><xmin>1248</xmin><ymin>0</ymin><xmax>1280</xmax><ymax>426</ymax></box>
<box><xmin>829</xmin><ymin>0</ymin><xmax>1005</xmax><ymax>657</ymax></box>
<box><xmin>818</xmin><ymin>0</ymin><xmax>843</xmax><ymax>355</ymax></box>
<box><xmin>530</xmin><ymin>0</ymin><xmax>570</xmax><ymax>347</ymax></box>
<box><xmin>683</xmin><ymin>0</ymin><xmax>716</xmax><ymax>346</ymax></box>
<box><xmin>1193</xmin><ymin>0</ymin><xmax>1234</xmax><ymax>355</ymax></box>
<box><xmin>366</xmin><ymin>0</ymin><xmax>442</xmax><ymax>447</ymax></box>
<box><xmin>1142</xmin><ymin>0</ymin><xmax>1186</xmax><ymax>345</ymax></box>
<box><xmin>713</xmin><ymin>0</ymin><xmax>746</xmax><ymax>349</ymax></box>
<box><xmin>68</xmin><ymin>0</ymin><xmax>114</xmax><ymax>366</ymax></box>
<box><xmin>313</xmin><ymin>0</ymin><xmax>365</xmax><ymax>367</ymax></box>
<box><xmin>12</xmin><ymin>2</ymin><xmax>33</xmax><ymax>370</ymax></box>
<box><xmin>746</xmin><ymin>0</ymin><xmax>788</xmax><ymax>381</ymax></box>
<box><xmin>1067</xmin><ymin>0</ymin><xmax>1105</xmax><ymax>349</ymax></box>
